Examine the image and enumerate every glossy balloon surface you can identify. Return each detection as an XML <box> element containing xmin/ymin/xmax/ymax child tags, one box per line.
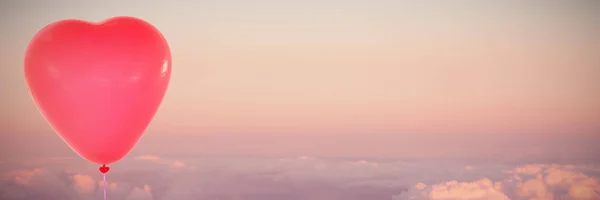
<box><xmin>24</xmin><ymin>16</ymin><xmax>171</xmax><ymax>164</ymax></box>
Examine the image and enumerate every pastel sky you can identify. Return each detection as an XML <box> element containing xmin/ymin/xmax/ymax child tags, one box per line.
<box><xmin>0</xmin><ymin>1</ymin><xmax>599</xmax><ymax>158</ymax></box>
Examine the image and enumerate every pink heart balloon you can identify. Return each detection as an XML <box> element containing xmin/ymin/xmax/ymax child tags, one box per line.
<box><xmin>24</xmin><ymin>16</ymin><xmax>171</xmax><ymax>165</ymax></box>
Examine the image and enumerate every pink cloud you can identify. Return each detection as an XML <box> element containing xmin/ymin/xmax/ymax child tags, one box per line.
<box><xmin>506</xmin><ymin>164</ymin><xmax>600</xmax><ymax>200</ymax></box>
<box><xmin>70</xmin><ymin>174</ymin><xmax>96</xmax><ymax>194</ymax></box>
<box><xmin>133</xmin><ymin>155</ymin><xmax>162</xmax><ymax>162</ymax></box>
<box><xmin>427</xmin><ymin>179</ymin><xmax>508</xmax><ymax>200</ymax></box>
<box><xmin>2</xmin><ymin>168</ymin><xmax>44</xmax><ymax>185</ymax></box>
<box><xmin>3</xmin><ymin>156</ymin><xmax>600</xmax><ymax>200</ymax></box>
<box><xmin>125</xmin><ymin>184</ymin><xmax>153</xmax><ymax>200</ymax></box>
<box><xmin>170</xmin><ymin>160</ymin><xmax>185</xmax><ymax>168</ymax></box>
<box><xmin>415</xmin><ymin>182</ymin><xmax>427</xmax><ymax>190</ymax></box>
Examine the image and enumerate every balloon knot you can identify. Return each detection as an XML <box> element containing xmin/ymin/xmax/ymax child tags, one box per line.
<box><xmin>99</xmin><ymin>164</ymin><xmax>110</xmax><ymax>174</ymax></box>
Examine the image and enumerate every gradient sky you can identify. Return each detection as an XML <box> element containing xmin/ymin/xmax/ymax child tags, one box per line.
<box><xmin>0</xmin><ymin>1</ymin><xmax>599</xmax><ymax>158</ymax></box>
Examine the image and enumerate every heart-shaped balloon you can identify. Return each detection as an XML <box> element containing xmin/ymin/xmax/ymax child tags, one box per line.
<box><xmin>24</xmin><ymin>16</ymin><xmax>171</xmax><ymax>165</ymax></box>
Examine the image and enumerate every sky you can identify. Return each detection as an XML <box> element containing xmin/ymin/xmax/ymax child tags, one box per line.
<box><xmin>0</xmin><ymin>0</ymin><xmax>598</xmax><ymax>158</ymax></box>
<box><xmin>0</xmin><ymin>1</ymin><xmax>599</xmax><ymax>199</ymax></box>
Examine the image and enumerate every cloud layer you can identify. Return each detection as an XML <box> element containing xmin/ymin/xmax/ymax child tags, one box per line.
<box><xmin>1</xmin><ymin>155</ymin><xmax>599</xmax><ymax>200</ymax></box>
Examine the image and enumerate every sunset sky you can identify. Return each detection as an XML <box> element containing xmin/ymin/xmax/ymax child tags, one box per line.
<box><xmin>1</xmin><ymin>1</ymin><xmax>600</xmax><ymax>200</ymax></box>
<box><xmin>0</xmin><ymin>1</ymin><xmax>599</xmax><ymax>159</ymax></box>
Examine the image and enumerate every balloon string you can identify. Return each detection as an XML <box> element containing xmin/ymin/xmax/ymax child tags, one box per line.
<box><xmin>103</xmin><ymin>173</ymin><xmax>107</xmax><ymax>200</ymax></box>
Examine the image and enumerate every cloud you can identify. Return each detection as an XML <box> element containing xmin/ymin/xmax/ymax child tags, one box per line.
<box><xmin>3</xmin><ymin>156</ymin><xmax>413</xmax><ymax>199</ymax></box>
<box><xmin>1</xmin><ymin>156</ymin><xmax>600</xmax><ymax>200</ymax></box>
<box><xmin>399</xmin><ymin>164</ymin><xmax>600</xmax><ymax>200</ymax></box>
<box><xmin>133</xmin><ymin>155</ymin><xmax>162</xmax><ymax>162</ymax></box>
<box><xmin>2</xmin><ymin>168</ymin><xmax>44</xmax><ymax>185</ymax></box>
<box><xmin>505</xmin><ymin>164</ymin><xmax>600</xmax><ymax>200</ymax></box>
<box><xmin>71</xmin><ymin>174</ymin><xmax>96</xmax><ymax>194</ymax></box>
<box><xmin>125</xmin><ymin>185</ymin><xmax>153</xmax><ymax>200</ymax></box>
<box><xmin>170</xmin><ymin>160</ymin><xmax>185</xmax><ymax>168</ymax></box>
<box><xmin>0</xmin><ymin>168</ymin><xmax>81</xmax><ymax>199</ymax></box>
<box><xmin>427</xmin><ymin>179</ymin><xmax>509</xmax><ymax>200</ymax></box>
<box><xmin>131</xmin><ymin>155</ymin><xmax>190</xmax><ymax>170</ymax></box>
<box><xmin>97</xmin><ymin>179</ymin><xmax>118</xmax><ymax>191</ymax></box>
<box><xmin>415</xmin><ymin>182</ymin><xmax>427</xmax><ymax>190</ymax></box>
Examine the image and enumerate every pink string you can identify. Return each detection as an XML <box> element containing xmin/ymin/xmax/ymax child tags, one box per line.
<box><xmin>103</xmin><ymin>173</ymin><xmax>107</xmax><ymax>200</ymax></box>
